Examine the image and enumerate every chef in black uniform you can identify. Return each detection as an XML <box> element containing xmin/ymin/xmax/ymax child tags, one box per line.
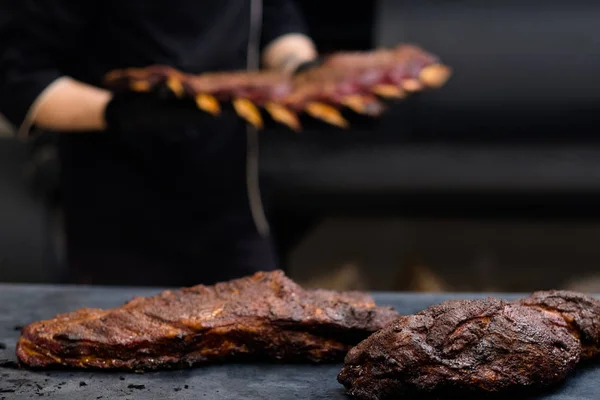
<box><xmin>0</xmin><ymin>0</ymin><xmax>318</xmax><ymax>286</ymax></box>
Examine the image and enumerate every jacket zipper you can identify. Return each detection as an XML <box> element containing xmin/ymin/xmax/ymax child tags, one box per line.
<box><xmin>246</xmin><ymin>0</ymin><xmax>270</xmax><ymax>237</ymax></box>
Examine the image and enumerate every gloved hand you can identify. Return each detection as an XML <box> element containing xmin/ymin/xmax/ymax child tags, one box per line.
<box><xmin>103</xmin><ymin>91</ymin><xmax>225</xmax><ymax>138</ymax></box>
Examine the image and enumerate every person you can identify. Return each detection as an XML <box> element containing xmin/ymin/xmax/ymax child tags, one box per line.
<box><xmin>0</xmin><ymin>0</ymin><xmax>318</xmax><ymax>286</ymax></box>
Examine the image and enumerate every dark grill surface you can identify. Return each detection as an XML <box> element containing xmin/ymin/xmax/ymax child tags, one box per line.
<box><xmin>0</xmin><ymin>285</ymin><xmax>599</xmax><ymax>399</ymax></box>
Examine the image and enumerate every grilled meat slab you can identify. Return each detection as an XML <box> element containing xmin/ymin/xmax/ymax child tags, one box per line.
<box><xmin>16</xmin><ymin>270</ymin><xmax>398</xmax><ymax>371</ymax></box>
<box><xmin>103</xmin><ymin>44</ymin><xmax>451</xmax><ymax>131</ymax></box>
<box><xmin>338</xmin><ymin>290</ymin><xmax>600</xmax><ymax>399</ymax></box>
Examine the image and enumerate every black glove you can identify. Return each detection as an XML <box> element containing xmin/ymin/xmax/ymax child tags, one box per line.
<box><xmin>104</xmin><ymin>91</ymin><xmax>224</xmax><ymax>139</ymax></box>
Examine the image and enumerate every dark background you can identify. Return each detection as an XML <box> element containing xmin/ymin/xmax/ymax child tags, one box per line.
<box><xmin>2</xmin><ymin>0</ymin><xmax>600</xmax><ymax>292</ymax></box>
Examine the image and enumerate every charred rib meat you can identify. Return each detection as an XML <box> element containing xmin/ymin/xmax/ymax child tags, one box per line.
<box><xmin>16</xmin><ymin>270</ymin><xmax>398</xmax><ymax>371</ymax></box>
<box><xmin>103</xmin><ymin>44</ymin><xmax>452</xmax><ymax>131</ymax></box>
<box><xmin>338</xmin><ymin>290</ymin><xmax>600</xmax><ymax>399</ymax></box>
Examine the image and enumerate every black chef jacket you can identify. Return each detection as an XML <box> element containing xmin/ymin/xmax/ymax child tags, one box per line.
<box><xmin>0</xmin><ymin>0</ymin><xmax>308</xmax><ymax>286</ymax></box>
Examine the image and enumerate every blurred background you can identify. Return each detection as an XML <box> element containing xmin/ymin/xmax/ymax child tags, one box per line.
<box><xmin>2</xmin><ymin>0</ymin><xmax>600</xmax><ymax>293</ymax></box>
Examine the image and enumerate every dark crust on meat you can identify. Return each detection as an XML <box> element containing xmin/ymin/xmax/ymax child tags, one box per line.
<box><xmin>16</xmin><ymin>270</ymin><xmax>398</xmax><ymax>371</ymax></box>
<box><xmin>338</xmin><ymin>291</ymin><xmax>600</xmax><ymax>399</ymax></box>
<box><xmin>518</xmin><ymin>290</ymin><xmax>600</xmax><ymax>359</ymax></box>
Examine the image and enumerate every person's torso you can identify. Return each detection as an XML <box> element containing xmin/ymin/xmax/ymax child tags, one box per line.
<box><xmin>57</xmin><ymin>0</ymin><xmax>266</xmax><ymax>237</ymax></box>
<box><xmin>73</xmin><ymin>0</ymin><xmax>253</xmax><ymax>83</ymax></box>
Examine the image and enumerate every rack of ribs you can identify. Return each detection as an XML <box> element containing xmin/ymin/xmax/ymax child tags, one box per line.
<box><xmin>16</xmin><ymin>270</ymin><xmax>398</xmax><ymax>371</ymax></box>
<box><xmin>338</xmin><ymin>290</ymin><xmax>600</xmax><ymax>399</ymax></box>
<box><xmin>103</xmin><ymin>44</ymin><xmax>452</xmax><ymax>131</ymax></box>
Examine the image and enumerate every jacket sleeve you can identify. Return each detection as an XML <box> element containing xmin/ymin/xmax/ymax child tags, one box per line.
<box><xmin>260</xmin><ymin>0</ymin><xmax>310</xmax><ymax>50</ymax></box>
<box><xmin>0</xmin><ymin>0</ymin><xmax>91</xmax><ymax>133</ymax></box>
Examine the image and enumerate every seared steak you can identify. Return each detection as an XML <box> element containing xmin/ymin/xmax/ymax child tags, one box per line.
<box><xmin>338</xmin><ymin>290</ymin><xmax>600</xmax><ymax>399</ymax></box>
<box><xmin>17</xmin><ymin>270</ymin><xmax>398</xmax><ymax>371</ymax></box>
